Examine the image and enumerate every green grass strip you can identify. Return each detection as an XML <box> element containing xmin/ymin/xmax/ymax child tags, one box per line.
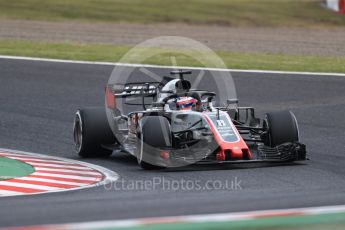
<box><xmin>1</xmin><ymin>40</ymin><xmax>345</xmax><ymax>73</ymax></box>
<box><xmin>0</xmin><ymin>156</ymin><xmax>35</xmax><ymax>180</ymax></box>
<box><xmin>97</xmin><ymin>212</ymin><xmax>345</xmax><ymax>230</ymax></box>
<box><xmin>0</xmin><ymin>0</ymin><xmax>345</xmax><ymax>27</ymax></box>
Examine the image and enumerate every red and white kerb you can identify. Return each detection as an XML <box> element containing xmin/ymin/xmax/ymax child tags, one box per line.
<box><xmin>0</xmin><ymin>152</ymin><xmax>104</xmax><ymax>196</ymax></box>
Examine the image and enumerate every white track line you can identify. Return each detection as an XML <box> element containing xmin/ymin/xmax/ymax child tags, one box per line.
<box><xmin>20</xmin><ymin>160</ymin><xmax>80</xmax><ymax>166</ymax></box>
<box><xmin>31</xmin><ymin>165</ymin><xmax>97</xmax><ymax>172</ymax></box>
<box><xmin>15</xmin><ymin>177</ymin><xmax>88</xmax><ymax>186</ymax></box>
<box><xmin>31</xmin><ymin>172</ymin><xmax>101</xmax><ymax>181</ymax></box>
<box><xmin>0</xmin><ymin>190</ymin><xmax>24</xmax><ymax>196</ymax></box>
<box><xmin>34</xmin><ymin>167</ymin><xmax>101</xmax><ymax>175</ymax></box>
<box><xmin>34</xmin><ymin>170</ymin><xmax>102</xmax><ymax>177</ymax></box>
<box><xmin>1</xmin><ymin>55</ymin><xmax>344</xmax><ymax>77</ymax></box>
<box><xmin>1</xmin><ymin>154</ymin><xmax>81</xmax><ymax>165</ymax></box>
<box><xmin>5</xmin><ymin>156</ymin><xmax>67</xmax><ymax>164</ymax></box>
<box><xmin>0</xmin><ymin>152</ymin><xmax>54</xmax><ymax>160</ymax></box>
<box><xmin>0</xmin><ymin>181</ymin><xmax>61</xmax><ymax>191</ymax></box>
<box><xmin>28</xmin><ymin>162</ymin><xmax>93</xmax><ymax>170</ymax></box>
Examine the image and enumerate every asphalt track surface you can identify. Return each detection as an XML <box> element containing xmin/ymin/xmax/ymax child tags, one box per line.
<box><xmin>0</xmin><ymin>58</ymin><xmax>345</xmax><ymax>227</ymax></box>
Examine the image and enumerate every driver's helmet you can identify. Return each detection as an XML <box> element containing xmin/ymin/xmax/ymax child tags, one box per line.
<box><xmin>176</xmin><ymin>96</ymin><xmax>197</xmax><ymax>110</ymax></box>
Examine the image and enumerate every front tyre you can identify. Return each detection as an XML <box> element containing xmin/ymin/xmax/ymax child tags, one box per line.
<box><xmin>264</xmin><ymin>110</ymin><xmax>299</xmax><ymax>147</ymax></box>
<box><xmin>73</xmin><ymin>107</ymin><xmax>116</xmax><ymax>158</ymax></box>
<box><xmin>138</xmin><ymin>116</ymin><xmax>172</xmax><ymax>170</ymax></box>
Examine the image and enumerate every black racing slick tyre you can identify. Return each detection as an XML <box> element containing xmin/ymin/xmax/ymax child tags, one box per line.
<box><xmin>264</xmin><ymin>110</ymin><xmax>299</xmax><ymax>147</ymax></box>
<box><xmin>138</xmin><ymin>116</ymin><xmax>172</xmax><ymax>170</ymax></box>
<box><xmin>73</xmin><ymin>107</ymin><xmax>116</xmax><ymax>158</ymax></box>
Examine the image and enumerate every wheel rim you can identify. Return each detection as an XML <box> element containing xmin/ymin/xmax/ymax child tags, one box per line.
<box><xmin>73</xmin><ymin>112</ymin><xmax>83</xmax><ymax>153</ymax></box>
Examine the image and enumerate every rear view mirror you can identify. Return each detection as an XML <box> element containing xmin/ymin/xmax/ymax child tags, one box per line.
<box><xmin>227</xmin><ymin>98</ymin><xmax>239</xmax><ymax>105</ymax></box>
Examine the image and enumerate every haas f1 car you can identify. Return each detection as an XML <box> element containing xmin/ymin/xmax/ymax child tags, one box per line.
<box><xmin>73</xmin><ymin>70</ymin><xmax>306</xmax><ymax>169</ymax></box>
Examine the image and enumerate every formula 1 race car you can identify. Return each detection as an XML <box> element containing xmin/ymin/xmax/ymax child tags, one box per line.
<box><xmin>73</xmin><ymin>70</ymin><xmax>306</xmax><ymax>169</ymax></box>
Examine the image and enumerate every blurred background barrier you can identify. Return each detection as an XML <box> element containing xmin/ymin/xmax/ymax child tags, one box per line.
<box><xmin>327</xmin><ymin>0</ymin><xmax>345</xmax><ymax>14</ymax></box>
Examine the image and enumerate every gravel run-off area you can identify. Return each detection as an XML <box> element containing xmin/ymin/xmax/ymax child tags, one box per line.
<box><xmin>1</xmin><ymin>19</ymin><xmax>344</xmax><ymax>57</ymax></box>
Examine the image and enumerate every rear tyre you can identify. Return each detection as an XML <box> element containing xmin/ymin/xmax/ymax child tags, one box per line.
<box><xmin>73</xmin><ymin>107</ymin><xmax>116</xmax><ymax>158</ymax></box>
<box><xmin>264</xmin><ymin>111</ymin><xmax>299</xmax><ymax>147</ymax></box>
<box><xmin>138</xmin><ymin>116</ymin><xmax>171</xmax><ymax>170</ymax></box>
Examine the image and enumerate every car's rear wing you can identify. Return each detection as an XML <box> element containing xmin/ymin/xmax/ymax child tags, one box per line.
<box><xmin>109</xmin><ymin>82</ymin><xmax>160</xmax><ymax>98</ymax></box>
